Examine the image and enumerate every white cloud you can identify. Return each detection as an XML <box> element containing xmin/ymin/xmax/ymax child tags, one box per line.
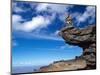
<box><xmin>36</xmin><ymin>3</ymin><xmax>49</xmax><ymax>12</ymax></box>
<box><xmin>36</xmin><ymin>3</ymin><xmax>73</xmax><ymax>21</ymax></box>
<box><xmin>36</xmin><ymin>3</ymin><xmax>73</xmax><ymax>13</ymax></box>
<box><xmin>49</xmin><ymin>4</ymin><xmax>73</xmax><ymax>21</ymax></box>
<box><xmin>12</xmin><ymin>15</ymin><xmax>54</xmax><ymax>32</ymax></box>
<box><xmin>12</xmin><ymin>14</ymin><xmax>62</xmax><ymax>41</ymax></box>
<box><xmin>12</xmin><ymin>15</ymin><xmax>23</xmax><ymax>23</ymax></box>
<box><xmin>33</xmin><ymin>34</ymin><xmax>63</xmax><ymax>41</ymax></box>
<box><xmin>74</xmin><ymin>6</ymin><xmax>96</xmax><ymax>26</ymax></box>
<box><xmin>13</xmin><ymin>2</ymin><xmax>73</xmax><ymax>21</ymax></box>
<box><xmin>12</xmin><ymin>15</ymin><xmax>24</xmax><ymax>31</ymax></box>
<box><xmin>12</xmin><ymin>3</ymin><xmax>74</xmax><ymax>32</ymax></box>
<box><xmin>36</xmin><ymin>3</ymin><xmax>95</xmax><ymax>26</ymax></box>
<box><xmin>20</xmin><ymin>15</ymin><xmax>51</xmax><ymax>32</ymax></box>
<box><xmin>12</xmin><ymin>2</ymin><xmax>34</xmax><ymax>13</ymax></box>
<box><xmin>14</xmin><ymin>31</ymin><xmax>64</xmax><ymax>41</ymax></box>
<box><xmin>54</xmin><ymin>30</ymin><xmax>60</xmax><ymax>36</ymax></box>
<box><xmin>12</xmin><ymin>2</ymin><xmax>24</xmax><ymax>13</ymax></box>
<box><xmin>12</xmin><ymin>14</ymin><xmax>63</xmax><ymax>41</ymax></box>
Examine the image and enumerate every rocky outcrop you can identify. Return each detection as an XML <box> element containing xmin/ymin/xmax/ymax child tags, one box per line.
<box><xmin>59</xmin><ymin>25</ymin><xmax>96</xmax><ymax>69</ymax></box>
<box><xmin>39</xmin><ymin>25</ymin><xmax>96</xmax><ymax>72</ymax></box>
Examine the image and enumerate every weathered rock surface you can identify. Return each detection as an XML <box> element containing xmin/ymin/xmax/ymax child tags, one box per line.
<box><xmin>39</xmin><ymin>25</ymin><xmax>96</xmax><ymax>72</ymax></box>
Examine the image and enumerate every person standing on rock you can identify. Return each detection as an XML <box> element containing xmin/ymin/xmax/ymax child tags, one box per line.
<box><xmin>65</xmin><ymin>14</ymin><xmax>73</xmax><ymax>28</ymax></box>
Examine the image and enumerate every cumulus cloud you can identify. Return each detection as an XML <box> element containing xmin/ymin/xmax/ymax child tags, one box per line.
<box><xmin>12</xmin><ymin>15</ymin><xmax>22</xmax><ymax>30</ymax></box>
<box><xmin>19</xmin><ymin>15</ymin><xmax>51</xmax><ymax>32</ymax></box>
<box><xmin>73</xmin><ymin>6</ymin><xmax>96</xmax><ymax>26</ymax></box>
<box><xmin>12</xmin><ymin>2</ymin><xmax>25</xmax><ymax>13</ymax></box>
<box><xmin>12</xmin><ymin>15</ymin><xmax>22</xmax><ymax>23</ymax></box>
<box><xmin>12</xmin><ymin>14</ymin><xmax>24</xmax><ymax>31</ymax></box>
<box><xmin>12</xmin><ymin>14</ymin><xmax>55</xmax><ymax>32</ymax></box>
<box><xmin>36</xmin><ymin>3</ymin><xmax>73</xmax><ymax>13</ymax></box>
<box><xmin>36</xmin><ymin>3</ymin><xmax>73</xmax><ymax>21</ymax></box>
<box><xmin>36</xmin><ymin>3</ymin><xmax>49</xmax><ymax>12</ymax></box>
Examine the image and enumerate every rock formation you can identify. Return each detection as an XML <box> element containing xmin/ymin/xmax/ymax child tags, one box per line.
<box><xmin>39</xmin><ymin>25</ymin><xmax>96</xmax><ymax>72</ymax></box>
<box><xmin>60</xmin><ymin>25</ymin><xmax>96</xmax><ymax>69</ymax></box>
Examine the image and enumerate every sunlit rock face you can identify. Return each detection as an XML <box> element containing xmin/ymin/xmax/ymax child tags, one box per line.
<box><xmin>39</xmin><ymin>25</ymin><xmax>96</xmax><ymax>72</ymax></box>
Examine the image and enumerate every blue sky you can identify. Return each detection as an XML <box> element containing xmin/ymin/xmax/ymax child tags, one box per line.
<box><xmin>12</xmin><ymin>1</ymin><xmax>96</xmax><ymax>67</ymax></box>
